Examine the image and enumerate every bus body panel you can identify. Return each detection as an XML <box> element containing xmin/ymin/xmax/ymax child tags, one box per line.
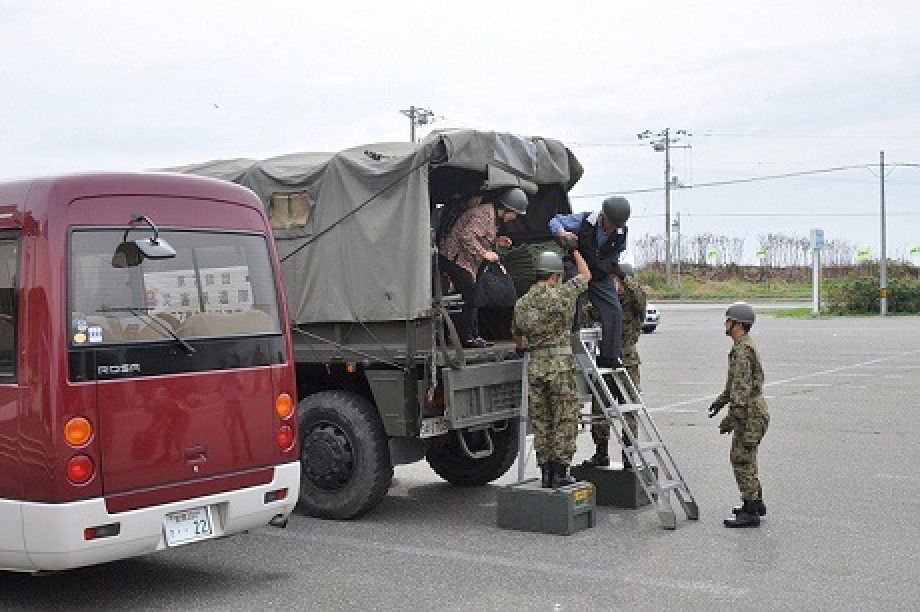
<box><xmin>96</xmin><ymin>366</ymin><xmax>278</xmax><ymax>494</ymax></box>
<box><xmin>0</xmin><ymin>389</ymin><xmax>19</xmax><ymax>499</ymax></box>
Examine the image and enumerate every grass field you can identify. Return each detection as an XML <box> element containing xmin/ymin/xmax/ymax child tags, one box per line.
<box><xmin>640</xmin><ymin>276</ymin><xmax>813</xmax><ymax>300</ymax></box>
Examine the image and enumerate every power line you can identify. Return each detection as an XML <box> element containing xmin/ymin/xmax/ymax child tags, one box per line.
<box><xmin>572</xmin><ymin>162</ymin><xmax>920</xmax><ymax>198</ymax></box>
<box><xmin>631</xmin><ymin>211</ymin><xmax>920</xmax><ymax>219</ymax></box>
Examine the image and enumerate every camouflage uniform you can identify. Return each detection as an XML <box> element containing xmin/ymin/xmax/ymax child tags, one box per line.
<box><xmin>591</xmin><ymin>276</ymin><xmax>646</xmax><ymax>443</ymax></box>
<box><xmin>712</xmin><ymin>334</ymin><xmax>770</xmax><ymax>501</ymax></box>
<box><xmin>513</xmin><ymin>275</ymin><xmax>588</xmax><ymax>467</ymax></box>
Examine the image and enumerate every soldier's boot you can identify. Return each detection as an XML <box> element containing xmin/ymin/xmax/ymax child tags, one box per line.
<box><xmin>733</xmin><ymin>485</ymin><xmax>766</xmax><ymax>516</ymax></box>
<box><xmin>732</xmin><ymin>499</ymin><xmax>767</xmax><ymax>516</ymax></box>
<box><xmin>723</xmin><ymin>500</ymin><xmax>761</xmax><ymax>528</ymax></box>
<box><xmin>551</xmin><ymin>462</ymin><xmax>576</xmax><ymax>488</ymax></box>
<box><xmin>580</xmin><ymin>441</ymin><xmax>609</xmax><ymax>468</ymax></box>
<box><xmin>540</xmin><ymin>463</ymin><xmax>553</xmax><ymax>488</ymax></box>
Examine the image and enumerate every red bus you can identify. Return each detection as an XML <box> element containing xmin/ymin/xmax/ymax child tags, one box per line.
<box><xmin>0</xmin><ymin>172</ymin><xmax>299</xmax><ymax>572</ymax></box>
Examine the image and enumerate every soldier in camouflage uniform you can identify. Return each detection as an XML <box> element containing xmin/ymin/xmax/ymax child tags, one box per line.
<box><xmin>512</xmin><ymin>249</ymin><xmax>591</xmax><ymax>488</ymax></box>
<box><xmin>708</xmin><ymin>302</ymin><xmax>770</xmax><ymax>528</ymax></box>
<box><xmin>582</xmin><ymin>262</ymin><xmax>646</xmax><ymax>469</ymax></box>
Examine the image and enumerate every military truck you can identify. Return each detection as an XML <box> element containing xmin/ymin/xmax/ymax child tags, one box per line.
<box><xmin>171</xmin><ymin>129</ymin><xmax>582</xmax><ymax>519</ymax></box>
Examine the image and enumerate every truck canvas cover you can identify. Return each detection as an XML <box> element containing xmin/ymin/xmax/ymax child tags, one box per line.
<box><xmin>167</xmin><ymin>129</ymin><xmax>582</xmax><ymax>325</ymax></box>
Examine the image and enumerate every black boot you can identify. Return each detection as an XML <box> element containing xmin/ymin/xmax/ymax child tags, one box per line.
<box><xmin>540</xmin><ymin>463</ymin><xmax>552</xmax><ymax>488</ymax></box>
<box><xmin>551</xmin><ymin>462</ymin><xmax>576</xmax><ymax>488</ymax></box>
<box><xmin>732</xmin><ymin>499</ymin><xmax>767</xmax><ymax>516</ymax></box>
<box><xmin>581</xmin><ymin>441</ymin><xmax>609</xmax><ymax>467</ymax></box>
<box><xmin>621</xmin><ymin>450</ymin><xmax>632</xmax><ymax>470</ymax></box>
<box><xmin>723</xmin><ymin>500</ymin><xmax>761</xmax><ymax>528</ymax></box>
<box><xmin>733</xmin><ymin>485</ymin><xmax>766</xmax><ymax>515</ymax></box>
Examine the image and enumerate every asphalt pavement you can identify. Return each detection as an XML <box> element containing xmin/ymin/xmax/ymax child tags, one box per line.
<box><xmin>3</xmin><ymin>303</ymin><xmax>919</xmax><ymax>611</ymax></box>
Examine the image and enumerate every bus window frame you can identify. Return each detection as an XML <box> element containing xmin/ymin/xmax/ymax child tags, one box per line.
<box><xmin>0</xmin><ymin>230</ymin><xmax>20</xmax><ymax>383</ymax></box>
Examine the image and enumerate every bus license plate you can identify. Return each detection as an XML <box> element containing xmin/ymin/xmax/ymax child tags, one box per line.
<box><xmin>163</xmin><ymin>506</ymin><xmax>213</xmax><ymax>547</ymax></box>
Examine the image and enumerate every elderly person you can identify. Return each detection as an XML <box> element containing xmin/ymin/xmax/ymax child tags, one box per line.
<box><xmin>438</xmin><ymin>187</ymin><xmax>528</xmax><ymax>348</ymax></box>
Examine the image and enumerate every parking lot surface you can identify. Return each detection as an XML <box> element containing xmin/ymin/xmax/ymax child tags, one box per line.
<box><xmin>3</xmin><ymin>305</ymin><xmax>919</xmax><ymax>611</ymax></box>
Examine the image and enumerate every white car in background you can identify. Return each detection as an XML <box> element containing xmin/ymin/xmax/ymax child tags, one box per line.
<box><xmin>643</xmin><ymin>303</ymin><xmax>660</xmax><ymax>333</ymax></box>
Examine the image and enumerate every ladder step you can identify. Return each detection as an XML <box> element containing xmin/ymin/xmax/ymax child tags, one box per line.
<box><xmin>630</xmin><ymin>441</ymin><xmax>665</xmax><ymax>453</ymax></box>
<box><xmin>616</xmin><ymin>403</ymin><xmax>642</xmax><ymax>414</ymax></box>
<box><xmin>655</xmin><ymin>479</ymin><xmax>684</xmax><ymax>492</ymax></box>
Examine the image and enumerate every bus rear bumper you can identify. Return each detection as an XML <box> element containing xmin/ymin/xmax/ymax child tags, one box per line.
<box><xmin>2</xmin><ymin>461</ymin><xmax>299</xmax><ymax>573</ymax></box>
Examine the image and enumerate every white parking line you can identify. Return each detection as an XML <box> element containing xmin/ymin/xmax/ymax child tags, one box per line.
<box><xmin>649</xmin><ymin>348</ymin><xmax>920</xmax><ymax>413</ymax></box>
<box><xmin>267</xmin><ymin>530</ymin><xmax>748</xmax><ymax>599</ymax></box>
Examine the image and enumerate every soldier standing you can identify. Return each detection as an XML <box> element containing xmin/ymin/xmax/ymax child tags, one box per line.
<box><xmin>582</xmin><ymin>262</ymin><xmax>646</xmax><ymax>469</ymax></box>
<box><xmin>512</xmin><ymin>250</ymin><xmax>591</xmax><ymax>488</ymax></box>
<box><xmin>708</xmin><ymin>302</ymin><xmax>770</xmax><ymax>528</ymax></box>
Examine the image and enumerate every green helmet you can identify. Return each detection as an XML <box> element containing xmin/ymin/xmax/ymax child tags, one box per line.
<box><xmin>725</xmin><ymin>301</ymin><xmax>756</xmax><ymax>325</ymax></box>
<box><xmin>498</xmin><ymin>187</ymin><xmax>528</xmax><ymax>215</ymax></box>
<box><xmin>535</xmin><ymin>251</ymin><xmax>564</xmax><ymax>276</ymax></box>
<box><xmin>602</xmin><ymin>196</ymin><xmax>630</xmax><ymax>225</ymax></box>
<box><xmin>616</xmin><ymin>262</ymin><xmax>635</xmax><ymax>278</ymax></box>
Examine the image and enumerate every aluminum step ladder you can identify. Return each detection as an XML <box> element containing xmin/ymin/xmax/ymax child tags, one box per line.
<box><xmin>574</xmin><ymin>327</ymin><xmax>699</xmax><ymax>529</ymax></box>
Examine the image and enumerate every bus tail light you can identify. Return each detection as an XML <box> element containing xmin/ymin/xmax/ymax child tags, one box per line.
<box><xmin>276</xmin><ymin>393</ymin><xmax>293</xmax><ymax>419</ymax></box>
<box><xmin>277</xmin><ymin>425</ymin><xmax>294</xmax><ymax>451</ymax></box>
<box><xmin>64</xmin><ymin>416</ymin><xmax>93</xmax><ymax>447</ymax></box>
<box><xmin>67</xmin><ymin>454</ymin><xmax>95</xmax><ymax>485</ymax></box>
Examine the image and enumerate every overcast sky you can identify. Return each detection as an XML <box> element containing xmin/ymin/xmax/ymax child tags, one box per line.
<box><xmin>2</xmin><ymin>0</ymin><xmax>919</xmax><ymax>261</ymax></box>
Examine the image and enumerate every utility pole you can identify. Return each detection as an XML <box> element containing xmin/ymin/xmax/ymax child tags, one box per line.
<box><xmin>880</xmin><ymin>150</ymin><xmax>888</xmax><ymax>316</ymax></box>
<box><xmin>672</xmin><ymin>212</ymin><xmax>681</xmax><ymax>292</ymax></box>
<box><xmin>638</xmin><ymin>128</ymin><xmax>690</xmax><ymax>285</ymax></box>
<box><xmin>399</xmin><ymin>106</ymin><xmax>435</xmax><ymax>143</ymax></box>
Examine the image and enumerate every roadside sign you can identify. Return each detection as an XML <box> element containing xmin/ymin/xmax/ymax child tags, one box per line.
<box><xmin>857</xmin><ymin>246</ymin><xmax>872</xmax><ymax>261</ymax></box>
<box><xmin>756</xmin><ymin>247</ymin><xmax>767</xmax><ymax>259</ymax></box>
<box><xmin>810</xmin><ymin>228</ymin><xmax>825</xmax><ymax>250</ymax></box>
<box><xmin>910</xmin><ymin>244</ymin><xmax>920</xmax><ymax>257</ymax></box>
<box><xmin>706</xmin><ymin>246</ymin><xmax>719</xmax><ymax>263</ymax></box>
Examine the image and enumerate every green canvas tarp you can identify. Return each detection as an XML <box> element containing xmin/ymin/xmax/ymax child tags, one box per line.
<box><xmin>165</xmin><ymin>129</ymin><xmax>582</xmax><ymax>326</ymax></box>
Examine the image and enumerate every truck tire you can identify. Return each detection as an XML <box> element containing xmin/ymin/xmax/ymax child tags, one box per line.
<box><xmin>297</xmin><ymin>390</ymin><xmax>392</xmax><ymax>519</ymax></box>
<box><xmin>426</xmin><ymin>425</ymin><xmax>518</xmax><ymax>486</ymax></box>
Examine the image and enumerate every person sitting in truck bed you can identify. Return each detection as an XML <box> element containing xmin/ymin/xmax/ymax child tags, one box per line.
<box><xmin>437</xmin><ymin>187</ymin><xmax>528</xmax><ymax>348</ymax></box>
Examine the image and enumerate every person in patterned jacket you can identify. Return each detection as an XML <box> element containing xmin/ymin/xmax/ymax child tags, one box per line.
<box><xmin>512</xmin><ymin>249</ymin><xmax>590</xmax><ymax>488</ymax></box>
<box><xmin>708</xmin><ymin>301</ymin><xmax>770</xmax><ymax>528</ymax></box>
<box><xmin>439</xmin><ymin>188</ymin><xmax>528</xmax><ymax>348</ymax></box>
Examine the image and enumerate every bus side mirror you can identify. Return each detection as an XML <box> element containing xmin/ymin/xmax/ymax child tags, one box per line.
<box><xmin>112</xmin><ymin>238</ymin><xmax>176</xmax><ymax>268</ymax></box>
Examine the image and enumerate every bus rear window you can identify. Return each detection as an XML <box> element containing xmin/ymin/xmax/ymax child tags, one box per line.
<box><xmin>70</xmin><ymin>229</ymin><xmax>282</xmax><ymax>346</ymax></box>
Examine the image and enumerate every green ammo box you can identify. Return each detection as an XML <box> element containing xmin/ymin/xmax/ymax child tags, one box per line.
<box><xmin>569</xmin><ymin>465</ymin><xmax>656</xmax><ymax>509</ymax></box>
<box><xmin>496</xmin><ymin>478</ymin><xmax>596</xmax><ymax>535</ymax></box>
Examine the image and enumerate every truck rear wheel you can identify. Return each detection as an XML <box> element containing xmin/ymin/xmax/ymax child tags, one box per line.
<box><xmin>297</xmin><ymin>391</ymin><xmax>392</xmax><ymax>519</ymax></box>
<box><xmin>426</xmin><ymin>424</ymin><xmax>518</xmax><ymax>486</ymax></box>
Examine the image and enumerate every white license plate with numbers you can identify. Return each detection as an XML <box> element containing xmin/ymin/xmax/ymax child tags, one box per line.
<box><xmin>163</xmin><ymin>506</ymin><xmax>213</xmax><ymax>547</ymax></box>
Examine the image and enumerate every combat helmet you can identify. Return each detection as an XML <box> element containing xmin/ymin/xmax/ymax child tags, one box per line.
<box><xmin>602</xmin><ymin>195</ymin><xmax>630</xmax><ymax>225</ymax></box>
<box><xmin>725</xmin><ymin>301</ymin><xmax>756</xmax><ymax>325</ymax></box>
<box><xmin>535</xmin><ymin>251</ymin><xmax>564</xmax><ymax>276</ymax></box>
<box><xmin>616</xmin><ymin>262</ymin><xmax>635</xmax><ymax>278</ymax></box>
<box><xmin>497</xmin><ymin>187</ymin><xmax>528</xmax><ymax>215</ymax></box>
